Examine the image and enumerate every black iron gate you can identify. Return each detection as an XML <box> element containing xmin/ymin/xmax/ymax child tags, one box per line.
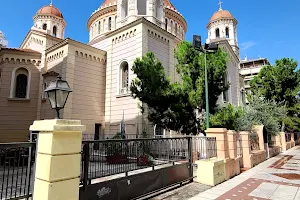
<box><xmin>79</xmin><ymin>137</ymin><xmax>194</xmax><ymax>200</ymax></box>
<box><xmin>0</xmin><ymin>142</ymin><xmax>36</xmax><ymax>200</ymax></box>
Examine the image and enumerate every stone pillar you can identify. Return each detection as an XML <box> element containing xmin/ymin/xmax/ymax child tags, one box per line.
<box><xmin>291</xmin><ymin>133</ymin><xmax>295</xmax><ymax>147</ymax></box>
<box><xmin>240</xmin><ymin>131</ymin><xmax>253</xmax><ymax>169</ymax></box>
<box><xmin>280</xmin><ymin>132</ymin><xmax>287</xmax><ymax>151</ymax></box>
<box><xmin>205</xmin><ymin>128</ymin><xmax>236</xmax><ymax>180</ymax></box>
<box><xmin>205</xmin><ymin>128</ymin><xmax>229</xmax><ymax>160</ymax></box>
<box><xmin>253</xmin><ymin>125</ymin><xmax>265</xmax><ymax>151</ymax></box>
<box><xmin>227</xmin><ymin>130</ymin><xmax>237</xmax><ymax>159</ymax></box>
<box><xmin>227</xmin><ymin>130</ymin><xmax>240</xmax><ymax>175</ymax></box>
<box><xmin>30</xmin><ymin>119</ymin><xmax>86</xmax><ymax>200</ymax></box>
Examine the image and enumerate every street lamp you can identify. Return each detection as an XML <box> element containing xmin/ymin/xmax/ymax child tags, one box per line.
<box><xmin>44</xmin><ymin>76</ymin><xmax>72</xmax><ymax>119</ymax></box>
<box><xmin>193</xmin><ymin>35</ymin><xmax>218</xmax><ymax>130</ymax></box>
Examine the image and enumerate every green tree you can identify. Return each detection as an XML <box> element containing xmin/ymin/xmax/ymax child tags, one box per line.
<box><xmin>250</xmin><ymin>58</ymin><xmax>300</xmax><ymax>132</ymax></box>
<box><xmin>236</xmin><ymin>96</ymin><xmax>287</xmax><ymax>136</ymax></box>
<box><xmin>210</xmin><ymin>103</ymin><xmax>243</xmax><ymax>130</ymax></box>
<box><xmin>130</xmin><ymin>41</ymin><xmax>229</xmax><ymax>134</ymax></box>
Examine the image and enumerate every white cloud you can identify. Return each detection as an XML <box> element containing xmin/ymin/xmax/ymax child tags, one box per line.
<box><xmin>240</xmin><ymin>41</ymin><xmax>256</xmax><ymax>50</ymax></box>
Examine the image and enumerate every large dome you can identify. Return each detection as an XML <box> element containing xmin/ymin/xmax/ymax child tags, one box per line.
<box><xmin>209</xmin><ymin>9</ymin><xmax>234</xmax><ymax>22</ymax></box>
<box><xmin>100</xmin><ymin>0</ymin><xmax>176</xmax><ymax>10</ymax></box>
<box><xmin>36</xmin><ymin>3</ymin><xmax>64</xmax><ymax>18</ymax></box>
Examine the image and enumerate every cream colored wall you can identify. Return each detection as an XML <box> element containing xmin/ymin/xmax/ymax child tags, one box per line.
<box><xmin>41</xmin><ymin>41</ymin><xmax>107</xmax><ymax>136</ymax></box>
<box><xmin>0</xmin><ymin>52</ymin><xmax>41</xmax><ymax>142</ymax></box>
<box><xmin>93</xmin><ymin>23</ymin><xmax>144</xmax><ymax>136</ymax></box>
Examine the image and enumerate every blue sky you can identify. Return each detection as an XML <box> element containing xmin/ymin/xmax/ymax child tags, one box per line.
<box><xmin>1</xmin><ymin>0</ymin><xmax>299</xmax><ymax>65</ymax></box>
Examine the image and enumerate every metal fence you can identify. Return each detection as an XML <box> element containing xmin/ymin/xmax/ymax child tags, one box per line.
<box><xmin>237</xmin><ymin>134</ymin><xmax>243</xmax><ymax>157</ymax></box>
<box><xmin>0</xmin><ymin>143</ymin><xmax>36</xmax><ymax>200</ymax></box>
<box><xmin>80</xmin><ymin>136</ymin><xmax>216</xmax><ymax>184</ymax></box>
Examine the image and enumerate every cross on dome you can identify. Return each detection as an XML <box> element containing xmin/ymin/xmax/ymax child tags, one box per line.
<box><xmin>50</xmin><ymin>0</ymin><xmax>53</xmax><ymax>6</ymax></box>
<box><xmin>218</xmin><ymin>0</ymin><xmax>223</xmax><ymax>11</ymax></box>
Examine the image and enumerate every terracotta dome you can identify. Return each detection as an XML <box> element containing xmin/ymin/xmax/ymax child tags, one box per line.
<box><xmin>209</xmin><ymin>9</ymin><xmax>234</xmax><ymax>22</ymax></box>
<box><xmin>100</xmin><ymin>0</ymin><xmax>176</xmax><ymax>10</ymax></box>
<box><xmin>36</xmin><ymin>4</ymin><xmax>63</xmax><ymax>18</ymax></box>
<box><xmin>100</xmin><ymin>0</ymin><xmax>116</xmax><ymax>7</ymax></box>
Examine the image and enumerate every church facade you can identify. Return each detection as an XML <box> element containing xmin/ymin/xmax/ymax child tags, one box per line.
<box><xmin>0</xmin><ymin>0</ymin><xmax>241</xmax><ymax>142</ymax></box>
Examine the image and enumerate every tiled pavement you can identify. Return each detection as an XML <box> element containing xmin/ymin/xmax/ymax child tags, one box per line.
<box><xmin>189</xmin><ymin>146</ymin><xmax>300</xmax><ymax>200</ymax></box>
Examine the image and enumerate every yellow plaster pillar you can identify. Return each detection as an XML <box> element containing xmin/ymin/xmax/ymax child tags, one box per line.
<box><xmin>205</xmin><ymin>128</ymin><xmax>235</xmax><ymax>180</ymax></box>
<box><xmin>240</xmin><ymin>131</ymin><xmax>253</xmax><ymax>169</ymax></box>
<box><xmin>253</xmin><ymin>125</ymin><xmax>265</xmax><ymax>151</ymax></box>
<box><xmin>30</xmin><ymin>119</ymin><xmax>86</xmax><ymax>200</ymax></box>
<box><xmin>227</xmin><ymin>130</ymin><xmax>240</xmax><ymax>175</ymax></box>
<box><xmin>205</xmin><ymin>128</ymin><xmax>229</xmax><ymax>160</ymax></box>
<box><xmin>280</xmin><ymin>132</ymin><xmax>287</xmax><ymax>151</ymax></box>
<box><xmin>291</xmin><ymin>133</ymin><xmax>295</xmax><ymax>147</ymax></box>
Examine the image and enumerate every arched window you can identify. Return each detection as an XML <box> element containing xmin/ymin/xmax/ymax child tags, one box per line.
<box><xmin>43</xmin><ymin>23</ymin><xmax>47</xmax><ymax>30</ymax></box>
<box><xmin>225</xmin><ymin>27</ymin><xmax>229</xmax><ymax>38</ymax></box>
<box><xmin>115</xmin><ymin>16</ymin><xmax>117</xmax><ymax>28</ymax></box>
<box><xmin>98</xmin><ymin>21</ymin><xmax>101</xmax><ymax>34</ymax></box>
<box><xmin>91</xmin><ymin>26</ymin><xmax>94</xmax><ymax>38</ymax></box>
<box><xmin>155</xmin><ymin>0</ymin><xmax>163</xmax><ymax>20</ymax></box>
<box><xmin>12</xmin><ymin>68</ymin><xmax>29</xmax><ymax>99</ymax></box>
<box><xmin>108</xmin><ymin>17</ymin><xmax>112</xmax><ymax>31</ymax></box>
<box><xmin>120</xmin><ymin>61</ymin><xmax>129</xmax><ymax>94</ymax></box>
<box><xmin>215</xmin><ymin>28</ymin><xmax>220</xmax><ymax>38</ymax></box>
<box><xmin>121</xmin><ymin>0</ymin><xmax>128</xmax><ymax>19</ymax></box>
<box><xmin>137</xmin><ymin>0</ymin><xmax>147</xmax><ymax>15</ymax></box>
<box><xmin>165</xmin><ymin>18</ymin><xmax>168</xmax><ymax>30</ymax></box>
<box><xmin>154</xmin><ymin>125</ymin><xmax>164</xmax><ymax>138</ymax></box>
<box><xmin>175</xmin><ymin>23</ymin><xmax>178</xmax><ymax>36</ymax></box>
<box><xmin>170</xmin><ymin>20</ymin><xmax>173</xmax><ymax>34</ymax></box>
<box><xmin>53</xmin><ymin>26</ymin><xmax>57</xmax><ymax>37</ymax></box>
<box><xmin>223</xmin><ymin>73</ymin><xmax>228</xmax><ymax>102</ymax></box>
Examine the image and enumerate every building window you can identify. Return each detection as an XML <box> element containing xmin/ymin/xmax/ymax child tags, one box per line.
<box><xmin>175</xmin><ymin>23</ymin><xmax>178</xmax><ymax>36</ymax></box>
<box><xmin>91</xmin><ymin>26</ymin><xmax>94</xmax><ymax>38</ymax></box>
<box><xmin>165</xmin><ymin>18</ymin><xmax>168</xmax><ymax>30</ymax></box>
<box><xmin>10</xmin><ymin>67</ymin><xmax>30</xmax><ymax>99</ymax></box>
<box><xmin>115</xmin><ymin>16</ymin><xmax>117</xmax><ymax>28</ymax></box>
<box><xmin>223</xmin><ymin>74</ymin><xmax>228</xmax><ymax>102</ymax></box>
<box><xmin>137</xmin><ymin>0</ymin><xmax>147</xmax><ymax>15</ymax></box>
<box><xmin>98</xmin><ymin>21</ymin><xmax>101</xmax><ymax>34</ymax></box>
<box><xmin>215</xmin><ymin>28</ymin><xmax>220</xmax><ymax>38</ymax></box>
<box><xmin>225</xmin><ymin>27</ymin><xmax>229</xmax><ymax>38</ymax></box>
<box><xmin>120</xmin><ymin>61</ymin><xmax>129</xmax><ymax>94</ymax></box>
<box><xmin>53</xmin><ymin>26</ymin><xmax>57</xmax><ymax>37</ymax></box>
<box><xmin>121</xmin><ymin>0</ymin><xmax>128</xmax><ymax>19</ymax></box>
<box><xmin>15</xmin><ymin>74</ymin><xmax>27</xmax><ymax>98</ymax></box>
<box><xmin>43</xmin><ymin>23</ymin><xmax>47</xmax><ymax>30</ymax></box>
<box><xmin>108</xmin><ymin>17</ymin><xmax>112</xmax><ymax>31</ymax></box>
<box><xmin>170</xmin><ymin>20</ymin><xmax>173</xmax><ymax>34</ymax></box>
<box><xmin>154</xmin><ymin>125</ymin><xmax>164</xmax><ymax>138</ymax></box>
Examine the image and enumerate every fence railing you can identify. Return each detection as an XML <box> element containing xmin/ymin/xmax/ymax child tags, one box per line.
<box><xmin>80</xmin><ymin>136</ymin><xmax>216</xmax><ymax>184</ymax></box>
<box><xmin>237</xmin><ymin>134</ymin><xmax>243</xmax><ymax>157</ymax></box>
<box><xmin>0</xmin><ymin>142</ymin><xmax>36</xmax><ymax>200</ymax></box>
<box><xmin>250</xmin><ymin>133</ymin><xmax>260</xmax><ymax>151</ymax></box>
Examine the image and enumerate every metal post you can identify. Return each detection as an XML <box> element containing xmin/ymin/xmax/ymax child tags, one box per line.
<box><xmin>187</xmin><ymin>137</ymin><xmax>193</xmax><ymax>181</ymax></box>
<box><xmin>83</xmin><ymin>143</ymin><xmax>90</xmax><ymax>196</ymax></box>
<box><xmin>204</xmin><ymin>50</ymin><xmax>210</xmax><ymax>129</ymax></box>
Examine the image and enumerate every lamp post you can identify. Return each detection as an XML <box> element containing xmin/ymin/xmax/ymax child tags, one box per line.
<box><xmin>44</xmin><ymin>76</ymin><xmax>72</xmax><ymax>119</ymax></box>
<box><xmin>193</xmin><ymin>35</ymin><xmax>218</xmax><ymax>130</ymax></box>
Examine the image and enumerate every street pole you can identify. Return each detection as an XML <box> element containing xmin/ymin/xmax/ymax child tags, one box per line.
<box><xmin>204</xmin><ymin>50</ymin><xmax>210</xmax><ymax>129</ymax></box>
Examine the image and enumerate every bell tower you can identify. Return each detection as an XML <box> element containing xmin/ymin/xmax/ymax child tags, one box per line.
<box><xmin>206</xmin><ymin>1</ymin><xmax>239</xmax><ymax>57</ymax></box>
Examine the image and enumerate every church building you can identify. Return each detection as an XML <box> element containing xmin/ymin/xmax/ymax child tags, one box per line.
<box><xmin>0</xmin><ymin>1</ymin><xmax>241</xmax><ymax>142</ymax></box>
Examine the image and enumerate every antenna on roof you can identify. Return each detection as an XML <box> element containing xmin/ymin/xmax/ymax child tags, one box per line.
<box><xmin>218</xmin><ymin>0</ymin><xmax>223</xmax><ymax>11</ymax></box>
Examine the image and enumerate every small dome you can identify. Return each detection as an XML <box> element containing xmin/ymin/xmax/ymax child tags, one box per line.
<box><xmin>36</xmin><ymin>4</ymin><xmax>63</xmax><ymax>18</ymax></box>
<box><xmin>209</xmin><ymin>9</ymin><xmax>234</xmax><ymax>22</ymax></box>
<box><xmin>100</xmin><ymin>0</ymin><xmax>116</xmax><ymax>7</ymax></box>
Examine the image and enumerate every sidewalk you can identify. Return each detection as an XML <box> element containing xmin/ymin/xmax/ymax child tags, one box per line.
<box><xmin>190</xmin><ymin>146</ymin><xmax>300</xmax><ymax>200</ymax></box>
